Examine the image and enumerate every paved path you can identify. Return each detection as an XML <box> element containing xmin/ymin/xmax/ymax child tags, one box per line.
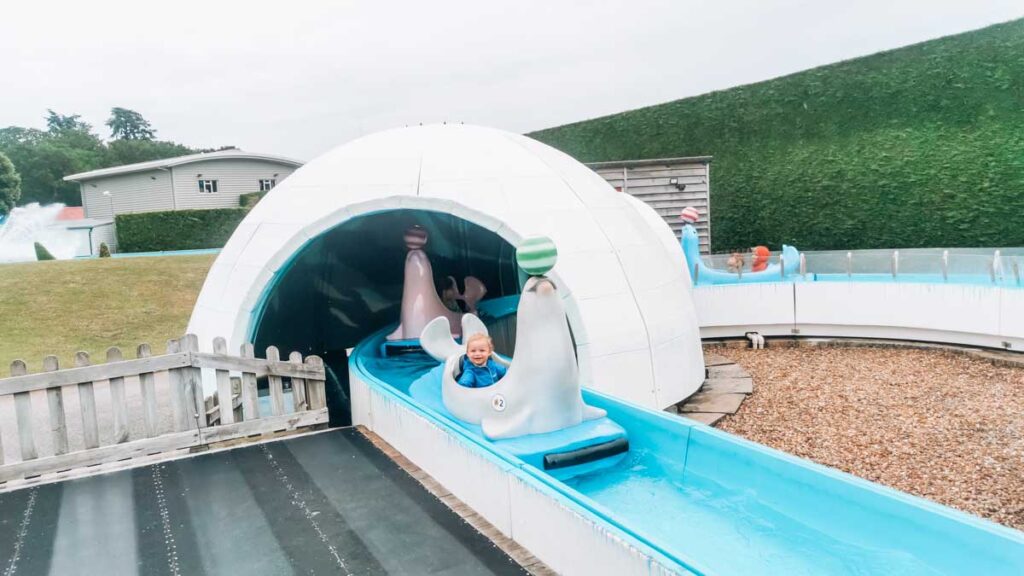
<box><xmin>0</xmin><ymin>428</ymin><xmax>528</xmax><ymax>576</ymax></box>
<box><xmin>672</xmin><ymin>354</ymin><xmax>753</xmax><ymax>426</ymax></box>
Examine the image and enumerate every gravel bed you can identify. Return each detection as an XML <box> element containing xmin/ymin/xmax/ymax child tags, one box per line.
<box><xmin>713</xmin><ymin>345</ymin><xmax>1024</xmax><ymax>531</ymax></box>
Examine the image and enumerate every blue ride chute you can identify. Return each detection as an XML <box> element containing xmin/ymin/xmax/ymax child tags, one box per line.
<box><xmin>681</xmin><ymin>223</ymin><xmax>800</xmax><ymax>285</ymax></box>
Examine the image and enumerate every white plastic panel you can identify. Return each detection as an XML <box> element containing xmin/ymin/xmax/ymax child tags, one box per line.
<box><xmin>587</xmin><ymin>349</ymin><xmax>656</xmax><ymax>407</ymax></box>
<box><xmin>693</xmin><ymin>282</ymin><xmax>1024</xmax><ymax>351</ymax></box>
<box><xmin>233</xmin><ymin>222</ymin><xmax>307</xmax><ymax>271</ymax></box>
<box><xmin>419</xmin><ymin>179</ymin><xmax>511</xmax><ymax>219</ymax></box>
<box><xmin>652</xmin><ymin>335</ymin><xmax>704</xmax><ymax>407</ymax></box>
<box><xmin>693</xmin><ymin>283</ymin><xmax>796</xmax><ymax>328</ymax></box>
<box><xmin>633</xmin><ymin>277</ymin><xmax>693</xmax><ymax>347</ymax></box>
<box><xmin>1000</xmin><ymin>289</ymin><xmax>1024</xmax><ymax>340</ymax></box>
<box><xmin>575</xmin><ymin>294</ymin><xmax>649</xmax><ymax>357</ymax></box>
<box><xmin>501</xmin><ymin>209</ymin><xmax>612</xmax><ymax>256</ymax></box>
<box><xmin>620</xmin><ymin>194</ymin><xmax>688</xmax><ymax>282</ymax></box>
<box><xmin>614</xmin><ymin>244</ymin><xmax>681</xmax><ymax>294</ymax></box>
<box><xmin>500</xmin><ymin>176</ymin><xmax>587</xmax><ymax>213</ymax></box>
<box><xmin>507</xmin><ymin>134</ymin><xmax>623</xmax><ymax>209</ymax></box>
<box><xmin>588</xmin><ymin>207</ymin><xmax>653</xmax><ymax>249</ymax></box>
<box><xmin>795</xmin><ymin>283</ymin><xmax>1001</xmax><ymax>335</ymax></box>
<box><xmin>556</xmin><ymin>251</ymin><xmax>632</xmax><ymax>301</ymax></box>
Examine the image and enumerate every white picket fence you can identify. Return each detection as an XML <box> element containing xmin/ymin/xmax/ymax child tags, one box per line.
<box><xmin>0</xmin><ymin>334</ymin><xmax>327</xmax><ymax>485</ymax></box>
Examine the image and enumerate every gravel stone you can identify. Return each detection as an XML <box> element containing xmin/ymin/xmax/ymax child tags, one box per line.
<box><xmin>713</xmin><ymin>345</ymin><xmax>1024</xmax><ymax>531</ymax></box>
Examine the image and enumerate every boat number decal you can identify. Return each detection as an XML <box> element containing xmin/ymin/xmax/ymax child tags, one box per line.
<box><xmin>491</xmin><ymin>394</ymin><xmax>506</xmax><ymax>412</ymax></box>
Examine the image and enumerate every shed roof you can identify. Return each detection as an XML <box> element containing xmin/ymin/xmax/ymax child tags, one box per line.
<box><xmin>61</xmin><ymin>217</ymin><xmax>114</xmax><ymax>230</ymax></box>
<box><xmin>585</xmin><ymin>156</ymin><xmax>712</xmax><ymax>170</ymax></box>
<box><xmin>63</xmin><ymin>150</ymin><xmax>304</xmax><ymax>182</ymax></box>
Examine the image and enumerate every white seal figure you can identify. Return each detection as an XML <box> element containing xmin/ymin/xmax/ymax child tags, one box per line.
<box><xmin>387</xmin><ymin>225</ymin><xmax>485</xmax><ymax>341</ymax></box>
<box><xmin>420</xmin><ymin>237</ymin><xmax>606</xmax><ymax>440</ymax></box>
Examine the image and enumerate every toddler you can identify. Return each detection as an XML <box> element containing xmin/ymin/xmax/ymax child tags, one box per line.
<box><xmin>457</xmin><ymin>333</ymin><xmax>507</xmax><ymax>388</ymax></box>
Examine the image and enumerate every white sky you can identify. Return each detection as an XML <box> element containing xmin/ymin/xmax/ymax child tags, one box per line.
<box><xmin>2</xmin><ymin>0</ymin><xmax>1022</xmax><ymax>160</ymax></box>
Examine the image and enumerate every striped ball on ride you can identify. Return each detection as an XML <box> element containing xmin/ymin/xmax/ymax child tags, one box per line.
<box><xmin>680</xmin><ymin>206</ymin><xmax>700</xmax><ymax>224</ymax></box>
<box><xmin>404</xmin><ymin>225</ymin><xmax>428</xmax><ymax>249</ymax></box>
<box><xmin>516</xmin><ymin>236</ymin><xmax>558</xmax><ymax>276</ymax></box>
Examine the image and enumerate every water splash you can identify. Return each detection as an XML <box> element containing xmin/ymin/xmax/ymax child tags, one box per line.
<box><xmin>0</xmin><ymin>203</ymin><xmax>84</xmax><ymax>263</ymax></box>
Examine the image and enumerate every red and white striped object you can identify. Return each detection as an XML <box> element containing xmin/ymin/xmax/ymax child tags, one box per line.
<box><xmin>404</xmin><ymin>225</ymin><xmax>429</xmax><ymax>249</ymax></box>
<box><xmin>680</xmin><ymin>206</ymin><xmax>700</xmax><ymax>223</ymax></box>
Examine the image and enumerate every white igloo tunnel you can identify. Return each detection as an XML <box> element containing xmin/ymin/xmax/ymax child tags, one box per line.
<box><xmin>187</xmin><ymin>124</ymin><xmax>705</xmax><ymax>423</ymax></box>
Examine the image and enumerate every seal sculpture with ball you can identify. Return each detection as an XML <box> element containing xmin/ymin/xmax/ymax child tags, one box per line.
<box><xmin>383</xmin><ymin>224</ymin><xmax>487</xmax><ymax>355</ymax></box>
<box><xmin>412</xmin><ymin>236</ymin><xmax>629</xmax><ymax>479</ymax></box>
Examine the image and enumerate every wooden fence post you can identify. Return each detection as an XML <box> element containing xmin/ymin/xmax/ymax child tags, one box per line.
<box><xmin>184</xmin><ymin>334</ymin><xmax>207</xmax><ymax>429</ymax></box>
<box><xmin>107</xmin><ymin>347</ymin><xmax>130</xmax><ymax>444</ymax></box>
<box><xmin>75</xmin><ymin>352</ymin><xmax>100</xmax><ymax>450</ymax></box>
<box><xmin>44</xmin><ymin>355</ymin><xmax>69</xmax><ymax>456</ymax></box>
<box><xmin>240</xmin><ymin>343</ymin><xmax>260</xmax><ymax>421</ymax></box>
<box><xmin>289</xmin><ymin>351</ymin><xmax>308</xmax><ymax>412</ymax></box>
<box><xmin>166</xmin><ymin>338</ymin><xmax>192</xmax><ymax>432</ymax></box>
<box><xmin>11</xmin><ymin>360</ymin><xmax>36</xmax><ymax>461</ymax></box>
<box><xmin>305</xmin><ymin>355</ymin><xmax>327</xmax><ymax>411</ymax></box>
<box><xmin>213</xmin><ymin>337</ymin><xmax>235</xmax><ymax>425</ymax></box>
<box><xmin>137</xmin><ymin>344</ymin><xmax>159</xmax><ymax>438</ymax></box>
<box><xmin>266</xmin><ymin>346</ymin><xmax>285</xmax><ymax>416</ymax></box>
<box><xmin>230</xmin><ymin>376</ymin><xmax>243</xmax><ymax>423</ymax></box>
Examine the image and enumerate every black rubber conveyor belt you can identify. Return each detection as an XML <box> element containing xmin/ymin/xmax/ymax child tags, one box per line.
<box><xmin>0</xmin><ymin>428</ymin><xmax>526</xmax><ymax>576</ymax></box>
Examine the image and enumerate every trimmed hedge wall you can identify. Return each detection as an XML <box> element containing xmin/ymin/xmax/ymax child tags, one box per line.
<box><xmin>239</xmin><ymin>191</ymin><xmax>266</xmax><ymax>209</ymax></box>
<box><xmin>116</xmin><ymin>208</ymin><xmax>249</xmax><ymax>252</ymax></box>
<box><xmin>529</xmin><ymin>19</ymin><xmax>1024</xmax><ymax>251</ymax></box>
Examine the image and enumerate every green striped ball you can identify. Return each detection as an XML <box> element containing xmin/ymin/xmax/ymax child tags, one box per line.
<box><xmin>516</xmin><ymin>237</ymin><xmax>558</xmax><ymax>276</ymax></box>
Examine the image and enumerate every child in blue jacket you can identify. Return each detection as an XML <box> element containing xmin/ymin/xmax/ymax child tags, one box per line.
<box><xmin>458</xmin><ymin>333</ymin><xmax>507</xmax><ymax>388</ymax></box>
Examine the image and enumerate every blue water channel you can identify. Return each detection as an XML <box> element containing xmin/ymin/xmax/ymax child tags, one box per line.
<box><xmin>352</xmin><ymin>331</ymin><xmax>1024</xmax><ymax>575</ymax></box>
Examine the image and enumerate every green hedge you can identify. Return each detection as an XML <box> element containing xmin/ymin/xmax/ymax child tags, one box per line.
<box><xmin>116</xmin><ymin>208</ymin><xmax>249</xmax><ymax>252</ymax></box>
<box><xmin>529</xmin><ymin>19</ymin><xmax>1024</xmax><ymax>251</ymax></box>
<box><xmin>239</xmin><ymin>191</ymin><xmax>266</xmax><ymax>209</ymax></box>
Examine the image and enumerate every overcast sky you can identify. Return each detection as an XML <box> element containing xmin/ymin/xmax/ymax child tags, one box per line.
<box><xmin>3</xmin><ymin>0</ymin><xmax>1022</xmax><ymax>160</ymax></box>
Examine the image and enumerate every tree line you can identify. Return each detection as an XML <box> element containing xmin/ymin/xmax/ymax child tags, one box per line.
<box><xmin>0</xmin><ymin>108</ymin><xmax>231</xmax><ymax>215</ymax></box>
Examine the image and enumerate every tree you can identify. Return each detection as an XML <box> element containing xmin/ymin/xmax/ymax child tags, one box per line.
<box><xmin>106</xmin><ymin>107</ymin><xmax>156</xmax><ymax>141</ymax></box>
<box><xmin>46</xmin><ymin>110</ymin><xmax>93</xmax><ymax>135</ymax></box>
<box><xmin>34</xmin><ymin>242</ymin><xmax>55</xmax><ymax>261</ymax></box>
<box><xmin>105</xmin><ymin>139</ymin><xmax>193</xmax><ymax>166</ymax></box>
<box><xmin>0</xmin><ymin>111</ymin><xmax>106</xmax><ymax>206</ymax></box>
<box><xmin>0</xmin><ymin>151</ymin><xmax>21</xmax><ymax>215</ymax></box>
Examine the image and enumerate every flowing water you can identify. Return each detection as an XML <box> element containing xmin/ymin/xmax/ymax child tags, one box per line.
<box><xmin>0</xmin><ymin>203</ymin><xmax>85</xmax><ymax>263</ymax></box>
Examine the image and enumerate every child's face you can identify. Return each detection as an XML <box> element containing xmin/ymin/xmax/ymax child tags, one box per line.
<box><xmin>467</xmin><ymin>339</ymin><xmax>492</xmax><ymax>366</ymax></box>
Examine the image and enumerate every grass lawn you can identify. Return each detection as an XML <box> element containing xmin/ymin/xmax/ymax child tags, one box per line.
<box><xmin>0</xmin><ymin>255</ymin><xmax>215</xmax><ymax>374</ymax></box>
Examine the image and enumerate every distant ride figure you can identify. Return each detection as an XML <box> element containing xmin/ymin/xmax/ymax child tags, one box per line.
<box><xmin>726</xmin><ymin>252</ymin><xmax>745</xmax><ymax>273</ymax></box>
<box><xmin>750</xmin><ymin>246</ymin><xmax>771</xmax><ymax>272</ymax></box>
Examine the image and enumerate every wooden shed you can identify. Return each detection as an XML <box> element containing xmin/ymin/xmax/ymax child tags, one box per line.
<box><xmin>588</xmin><ymin>156</ymin><xmax>711</xmax><ymax>254</ymax></box>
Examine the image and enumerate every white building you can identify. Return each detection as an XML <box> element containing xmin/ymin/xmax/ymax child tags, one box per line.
<box><xmin>62</xmin><ymin>150</ymin><xmax>303</xmax><ymax>251</ymax></box>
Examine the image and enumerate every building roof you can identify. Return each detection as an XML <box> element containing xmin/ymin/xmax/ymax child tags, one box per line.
<box><xmin>585</xmin><ymin>156</ymin><xmax>713</xmax><ymax>169</ymax></box>
<box><xmin>63</xmin><ymin>150</ymin><xmax>304</xmax><ymax>182</ymax></box>
<box><xmin>60</xmin><ymin>217</ymin><xmax>114</xmax><ymax>230</ymax></box>
<box><xmin>56</xmin><ymin>206</ymin><xmax>85</xmax><ymax>221</ymax></box>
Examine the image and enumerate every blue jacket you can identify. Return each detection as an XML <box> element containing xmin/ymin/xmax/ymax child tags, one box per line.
<box><xmin>457</xmin><ymin>356</ymin><xmax>507</xmax><ymax>388</ymax></box>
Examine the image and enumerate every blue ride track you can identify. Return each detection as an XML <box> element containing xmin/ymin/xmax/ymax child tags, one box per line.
<box><xmin>352</xmin><ymin>325</ymin><xmax>1024</xmax><ymax>575</ymax></box>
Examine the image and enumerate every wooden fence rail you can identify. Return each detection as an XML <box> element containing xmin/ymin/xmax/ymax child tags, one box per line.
<box><xmin>0</xmin><ymin>334</ymin><xmax>328</xmax><ymax>485</ymax></box>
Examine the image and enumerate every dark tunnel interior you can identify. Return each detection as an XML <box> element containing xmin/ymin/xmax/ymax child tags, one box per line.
<box><xmin>250</xmin><ymin>209</ymin><xmax>522</xmax><ymax>425</ymax></box>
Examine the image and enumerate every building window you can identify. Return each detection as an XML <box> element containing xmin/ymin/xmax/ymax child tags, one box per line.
<box><xmin>258</xmin><ymin>179</ymin><xmax>276</xmax><ymax>192</ymax></box>
<box><xmin>198</xmin><ymin>179</ymin><xmax>218</xmax><ymax>193</ymax></box>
